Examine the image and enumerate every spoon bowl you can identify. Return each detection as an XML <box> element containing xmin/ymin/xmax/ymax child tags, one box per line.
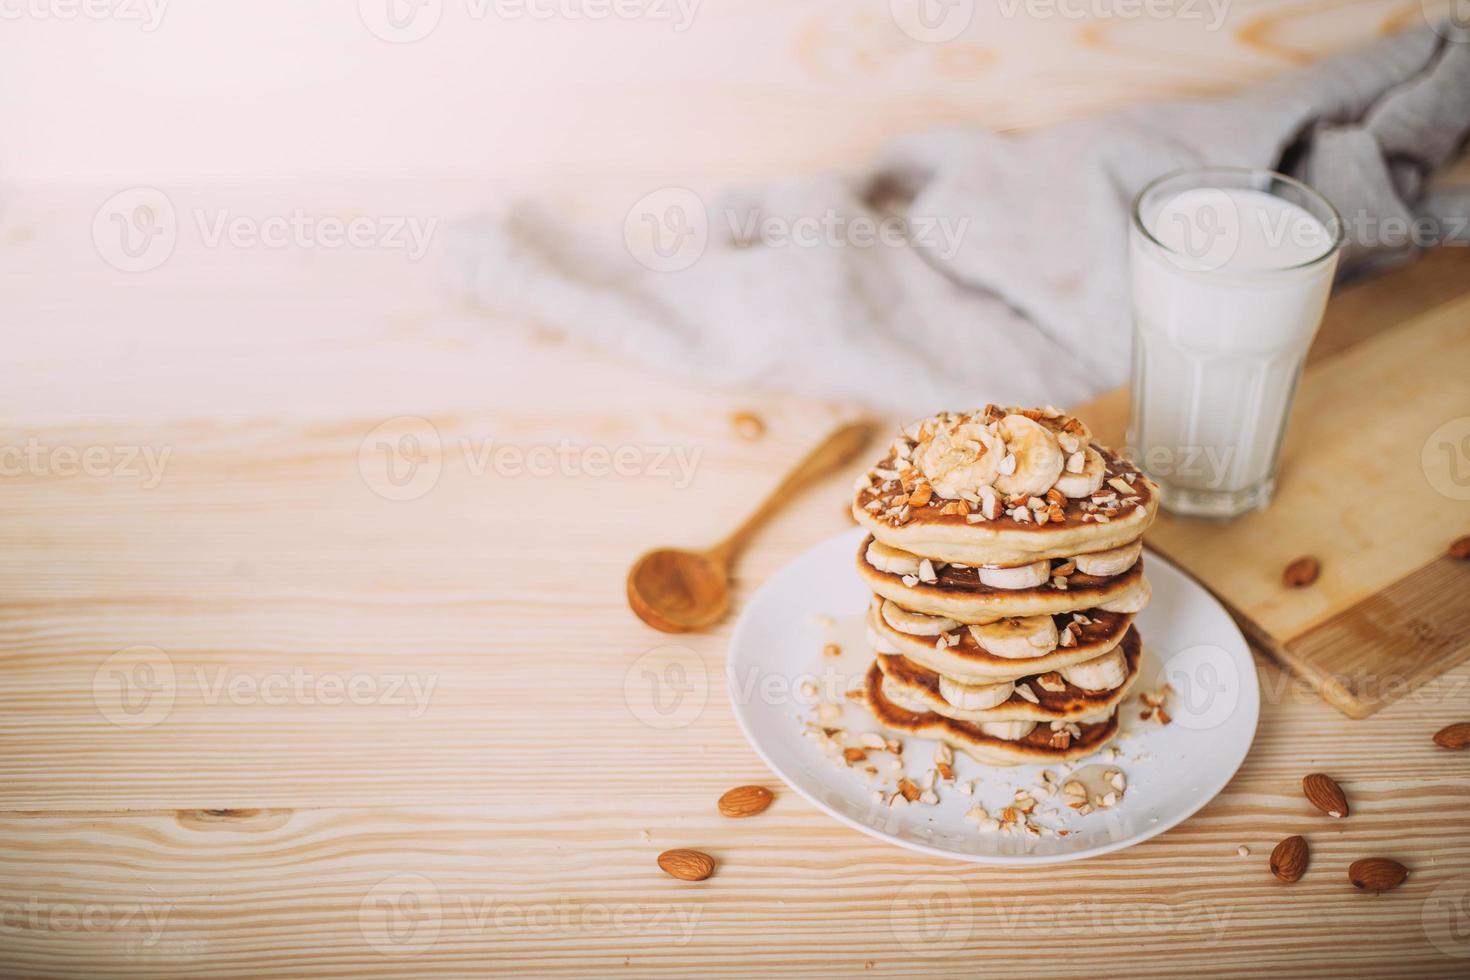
<box><xmin>626</xmin><ymin>547</ymin><xmax>732</xmax><ymax>633</ymax></box>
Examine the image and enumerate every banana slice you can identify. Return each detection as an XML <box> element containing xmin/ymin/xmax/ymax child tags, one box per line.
<box><xmin>1053</xmin><ymin>446</ymin><xmax>1106</xmax><ymax>498</ymax></box>
<box><xmin>881</xmin><ymin>600</ymin><xmax>959</xmax><ymax>637</ymax></box>
<box><xmin>976</xmin><ymin>559</ymin><xmax>1050</xmax><ymax>590</ymax></box>
<box><xmin>864</xmin><ymin>539</ymin><xmax>923</xmax><ymax>577</ymax></box>
<box><xmin>917</xmin><ymin>421</ymin><xmax>1005</xmax><ymax>499</ymax></box>
<box><xmin>998</xmin><ymin>406</ymin><xmax>1094</xmax><ymax>454</ymax></box>
<box><xmin>966</xmin><ymin>615</ymin><xmax>1059</xmax><ymax>658</ymax></box>
<box><xmin>979</xmin><ymin>719</ymin><xmax>1038</xmax><ymax>741</ymax></box>
<box><xmin>865</xmin><ymin>626</ymin><xmax>901</xmax><ymax>656</ymax></box>
<box><xmin>992</xmin><ymin>414</ymin><xmax>1065</xmax><ymax>497</ymax></box>
<box><xmin>938</xmin><ymin>676</ymin><xmax>1016</xmax><ymax>710</ymax></box>
<box><xmin>1096</xmin><ymin>577</ymin><xmax>1151</xmax><ymax>614</ymax></box>
<box><xmin>1058</xmin><ymin>649</ymin><xmax>1129</xmax><ymax>691</ymax></box>
<box><xmin>1072</xmin><ymin>706</ymin><xmax>1116</xmax><ymax>726</ymax></box>
<box><xmin>1073</xmin><ymin>539</ymin><xmax>1142</xmax><ymax>577</ymax></box>
<box><xmin>881</xmin><ymin>677</ymin><xmax>934</xmax><ymax>713</ymax></box>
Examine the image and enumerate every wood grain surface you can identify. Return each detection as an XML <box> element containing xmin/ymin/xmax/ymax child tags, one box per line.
<box><xmin>5</xmin><ymin>34</ymin><xmax>1470</xmax><ymax>976</ymax></box>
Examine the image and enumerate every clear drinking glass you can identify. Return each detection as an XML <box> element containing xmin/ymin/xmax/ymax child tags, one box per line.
<box><xmin>1127</xmin><ymin>167</ymin><xmax>1344</xmax><ymax>518</ymax></box>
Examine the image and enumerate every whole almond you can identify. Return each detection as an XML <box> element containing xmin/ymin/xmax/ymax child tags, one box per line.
<box><xmin>1270</xmin><ymin>835</ymin><xmax>1309</xmax><ymax>882</ymax></box>
<box><xmin>718</xmin><ymin>785</ymin><xmax>774</xmax><ymax>818</ymax></box>
<box><xmin>1283</xmin><ymin>556</ymin><xmax>1320</xmax><ymax>588</ymax></box>
<box><xmin>657</xmin><ymin>848</ymin><xmax>715</xmax><ymax>881</ymax></box>
<box><xmin>1348</xmin><ymin>858</ymin><xmax>1407</xmax><ymax>893</ymax></box>
<box><xmin>1433</xmin><ymin>722</ymin><xmax>1470</xmax><ymax>749</ymax></box>
<box><xmin>1303</xmin><ymin>773</ymin><xmax>1349</xmax><ymax>818</ymax></box>
<box><xmin>1449</xmin><ymin>535</ymin><xmax>1470</xmax><ymax>560</ymax></box>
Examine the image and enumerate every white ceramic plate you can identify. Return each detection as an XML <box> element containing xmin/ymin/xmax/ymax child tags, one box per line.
<box><xmin>727</xmin><ymin>528</ymin><xmax>1258</xmax><ymax>865</ymax></box>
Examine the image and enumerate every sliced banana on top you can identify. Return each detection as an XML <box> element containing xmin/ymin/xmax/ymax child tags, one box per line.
<box><xmin>979</xmin><ymin>719</ymin><xmax>1038</xmax><ymax>741</ymax></box>
<box><xmin>991</xmin><ymin>414</ymin><xmax>1065</xmax><ymax>497</ymax></box>
<box><xmin>976</xmin><ymin>559</ymin><xmax>1050</xmax><ymax>590</ymax></box>
<box><xmin>1053</xmin><ymin>446</ymin><xmax>1106</xmax><ymax>498</ymax></box>
<box><xmin>1058</xmin><ymin>648</ymin><xmax>1129</xmax><ymax>691</ymax></box>
<box><xmin>917</xmin><ymin>422</ymin><xmax>1005</xmax><ymax>500</ymax></box>
<box><xmin>881</xmin><ymin>600</ymin><xmax>959</xmax><ymax>637</ymax></box>
<box><xmin>1073</xmin><ymin>539</ymin><xmax>1143</xmax><ymax>577</ymax></box>
<box><xmin>864</xmin><ymin>539</ymin><xmax>923</xmax><ymax>577</ymax></box>
<box><xmin>1096</xmin><ymin>576</ymin><xmax>1151</xmax><ymax>614</ymax></box>
<box><xmin>966</xmin><ymin>615</ymin><xmax>1059</xmax><ymax>659</ymax></box>
<box><xmin>938</xmin><ymin>676</ymin><xmax>1016</xmax><ymax>711</ymax></box>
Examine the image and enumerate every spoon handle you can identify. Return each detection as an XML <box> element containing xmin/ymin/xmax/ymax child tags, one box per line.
<box><xmin>708</xmin><ymin>419</ymin><xmax>876</xmax><ymax>565</ymax></box>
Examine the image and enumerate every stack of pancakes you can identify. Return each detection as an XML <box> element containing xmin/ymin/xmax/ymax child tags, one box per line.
<box><xmin>850</xmin><ymin>405</ymin><xmax>1160</xmax><ymax>766</ymax></box>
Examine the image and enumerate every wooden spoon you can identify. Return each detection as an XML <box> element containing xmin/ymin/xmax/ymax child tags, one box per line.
<box><xmin>627</xmin><ymin>419</ymin><xmax>876</xmax><ymax>633</ymax></box>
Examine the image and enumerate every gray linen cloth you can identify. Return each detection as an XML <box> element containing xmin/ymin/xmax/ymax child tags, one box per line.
<box><xmin>447</xmin><ymin>26</ymin><xmax>1470</xmax><ymax>414</ymax></box>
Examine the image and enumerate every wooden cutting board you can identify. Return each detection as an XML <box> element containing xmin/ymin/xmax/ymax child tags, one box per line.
<box><xmin>1080</xmin><ymin>286</ymin><xmax>1470</xmax><ymax>719</ymax></box>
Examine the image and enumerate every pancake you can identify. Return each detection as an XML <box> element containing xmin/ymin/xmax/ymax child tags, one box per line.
<box><xmin>874</xmin><ymin>626</ymin><xmax>1142</xmax><ymax>723</ymax></box>
<box><xmin>853</xmin><ymin>444</ymin><xmax>1159</xmax><ymax>566</ymax></box>
<box><xmin>862</xmin><ymin>661</ymin><xmax>1121</xmax><ymax>765</ymax></box>
<box><xmin>858</xmin><ymin>536</ymin><xmax>1151</xmax><ymax>622</ymax></box>
<box><xmin>867</xmin><ymin>598</ymin><xmax>1134</xmax><ymax>683</ymax></box>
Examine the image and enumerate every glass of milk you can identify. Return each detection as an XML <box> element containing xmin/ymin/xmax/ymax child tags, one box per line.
<box><xmin>1128</xmin><ymin>167</ymin><xmax>1344</xmax><ymax>518</ymax></box>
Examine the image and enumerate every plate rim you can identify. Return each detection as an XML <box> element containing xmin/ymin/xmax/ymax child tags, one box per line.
<box><xmin>725</xmin><ymin>527</ymin><xmax>1260</xmax><ymax>866</ymax></box>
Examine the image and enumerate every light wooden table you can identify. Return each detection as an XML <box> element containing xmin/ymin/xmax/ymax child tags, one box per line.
<box><xmin>2</xmin><ymin>178</ymin><xmax>1469</xmax><ymax>978</ymax></box>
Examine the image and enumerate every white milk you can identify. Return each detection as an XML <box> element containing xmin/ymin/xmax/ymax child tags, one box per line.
<box><xmin>1129</xmin><ymin>182</ymin><xmax>1340</xmax><ymax>515</ymax></box>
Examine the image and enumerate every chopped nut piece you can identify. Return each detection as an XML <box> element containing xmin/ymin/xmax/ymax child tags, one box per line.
<box><xmin>822</xmin><ymin>643</ymin><xmax>841</xmax><ymax>658</ymax></box>
<box><xmin>1036</xmin><ymin>672</ymin><xmax>1066</xmax><ymax>693</ymax></box>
